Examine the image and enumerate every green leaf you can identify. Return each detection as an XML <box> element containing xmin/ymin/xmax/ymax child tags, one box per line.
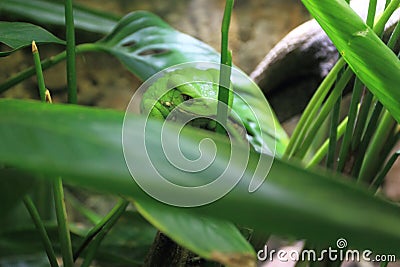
<box><xmin>0</xmin><ymin>0</ymin><xmax>119</xmax><ymax>34</ymax></box>
<box><xmin>2</xmin><ymin>99</ymin><xmax>400</xmax><ymax>257</ymax></box>
<box><xmin>135</xmin><ymin>200</ymin><xmax>255</xmax><ymax>266</ymax></box>
<box><xmin>96</xmin><ymin>11</ymin><xmax>220</xmax><ymax>80</ymax></box>
<box><xmin>95</xmin><ymin>11</ymin><xmax>288</xmax><ymax>154</ymax></box>
<box><xmin>302</xmin><ymin>0</ymin><xmax>400</xmax><ymax>123</ymax></box>
<box><xmin>0</xmin><ymin>22</ymin><xmax>65</xmax><ymax>57</ymax></box>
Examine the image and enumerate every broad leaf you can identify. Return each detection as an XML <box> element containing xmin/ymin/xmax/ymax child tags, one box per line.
<box><xmin>0</xmin><ymin>0</ymin><xmax>118</xmax><ymax>34</ymax></box>
<box><xmin>1</xmin><ymin>99</ymin><xmax>400</xmax><ymax>257</ymax></box>
<box><xmin>302</xmin><ymin>0</ymin><xmax>400</xmax><ymax>123</ymax></box>
<box><xmin>135</xmin><ymin>201</ymin><xmax>255</xmax><ymax>266</ymax></box>
<box><xmin>96</xmin><ymin>11</ymin><xmax>220</xmax><ymax>80</ymax></box>
<box><xmin>0</xmin><ymin>22</ymin><xmax>65</xmax><ymax>56</ymax></box>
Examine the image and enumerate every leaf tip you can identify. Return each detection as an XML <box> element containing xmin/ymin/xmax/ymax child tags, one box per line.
<box><xmin>211</xmin><ymin>251</ymin><xmax>256</xmax><ymax>267</ymax></box>
<box><xmin>45</xmin><ymin>90</ymin><xmax>53</xmax><ymax>103</ymax></box>
<box><xmin>32</xmin><ymin>41</ymin><xmax>38</xmax><ymax>53</ymax></box>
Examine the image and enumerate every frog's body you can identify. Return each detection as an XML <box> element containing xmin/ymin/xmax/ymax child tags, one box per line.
<box><xmin>140</xmin><ymin>67</ymin><xmax>277</xmax><ymax>155</ymax></box>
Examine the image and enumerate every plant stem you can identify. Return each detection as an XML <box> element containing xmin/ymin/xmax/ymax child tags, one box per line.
<box><xmin>53</xmin><ymin>177</ymin><xmax>74</xmax><ymax>267</ymax></box>
<box><xmin>306</xmin><ymin>117</ymin><xmax>348</xmax><ymax>168</ymax></box>
<box><xmin>32</xmin><ymin>41</ymin><xmax>47</xmax><ymax>102</ymax></box>
<box><xmin>74</xmin><ymin>199</ymin><xmax>129</xmax><ymax>261</ymax></box>
<box><xmin>370</xmin><ymin>150</ymin><xmax>400</xmax><ymax>191</ymax></box>
<box><xmin>387</xmin><ymin>20</ymin><xmax>400</xmax><ymax>50</ymax></box>
<box><xmin>26</xmin><ymin>41</ymin><xmax>58</xmax><ymax>267</ymax></box>
<box><xmin>80</xmin><ymin>200</ymin><xmax>129</xmax><ymax>267</ymax></box>
<box><xmin>216</xmin><ymin>0</ymin><xmax>234</xmax><ymax>135</ymax></box>
<box><xmin>295</xmin><ymin>67</ymin><xmax>353</xmax><ymax>159</ymax></box>
<box><xmin>66</xmin><ymin>191</ymin><xmax>102</xmax><ymax>225</ymax></box>
<box><xmin>351</xmin><ymin>91</ymin><xmax>374</xmax><ymax>149</ymax></box>
<box><xmin>336</xmin><ymin>78</ymin><xmax>363</xmax><ymax>172</ymax></box>
<box><xmin>357</xmin><ymin>110</ymin><xmax>396</xmax><ymax>183</ymax></box>
<box><xmin>220</xmin><ymin>0</ymin><xmax>233</xmax><ymax>67</ymax></box>
<box><xmin>0</xmin><ymin>43</ymin><xmax>98</xmax><ymax>94</ymax></box>
<box><xmin>216</xmin><ymin>51</ymin><xmax>233</xmax><ymax>135</ymax></box>
<box><xmin>23</xmin><ymin>196</ymin><xmax>59</xmax><ymax>267</ymax></box>
<box><xmin>284</xmin><ymin>58</ymin><xmax>346</xmax><ymax>158</ymax></box>
<box><xmin>366</xmin><ymin>0</ymin><xmax>377</xmax><ymax>27</ymax></box>
<box><xmin>373</xmin><ymin>0</ymin><xmax>400</xmax><ymax>36</ymax></box>
<box><xmin>351</xmin><ymin>101</ymin><xmax>383</xmax><ymax>177</ymax></box>
<box><xmin>65</xmin><ymin>0</ymin><xmax>77</xmax><ymax>104</ymax></box>
<box><xmin>326</xmin><ymin>96</ymin><xmax>341</xmax><ymax>169</ymax></box>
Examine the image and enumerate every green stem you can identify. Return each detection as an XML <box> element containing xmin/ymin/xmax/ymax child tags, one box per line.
<box><xmin>351</xmin><ymin>91</ymin><xmax>373</xmax><ymax>150</ymax></box>
<box><xmin>32</xmin><ymin>41</ymin><xmax>47</xmax><ymax>102</ymax></box>
<box><xmin>74</xmin><ymin>199</ymin><xmax>129</xmax><ymax>261</ymax></box>
<box><xmin>66</xmin><ymin>191</ymin><xmax>102</xmax><ymax>225</ymax></box>
<box><xmin>306</xmin><ymin>117</ymin><xmax>348</xmax><ymax>168</ymax></box>
<box><xmin>326</xmin><ymin>96</ymin><xmax>341</xmax><ymax>169</ymax></box>
<box><xmin>294</xmin><ymin>67</ymin><xmax>353</xmax><ymax>159</ymax></box>
<box><xmin>373</xmin><ymin>0</ymin><xmax>400</xmax><ymax>36</ymax></box>
<box><xmin>53</xmin><ymin>177</ymin><xmax>74</xmax><ymax>267</ymax></box>
<box><xmin>23</xmin><ymin>196</ymin><xmax>59</xmax><ymax>267</ymax></box>
<box><xmin>351</xmin><ymin>101</ymin><xmax>383</xmax><ymax>177</ymax></box>
<box><xmin>370</xmin><ymin>150</ymin><xmax>400</xmax><ymax>191</ymax></box>
<box><xmin>284</xmin><ymin>58</ymin><xmax>346</xmax><ymax>158</ymax></box>
<box><xmin>216</xmin><ymin>0</ymin><xmax>234</xmax><ymax>135</ymax></box>
<box><xmin>80</xmin><ymin>200</ymin><xmax>129</xmax><ymax>267</ymax></box>
<box><xmin>336</xmin><ymin>78</ymin><xmax>363</xmax><ymax>172</ymax></box>
<box><xmin>65</xmin><ymin>0</ymin><xmax>77</xmax><ymax>104</ymax></box>
<box><xmin>366</xmin><ymin>0</ymin><xmax>377</xmax><ymax>27</ymax></box>
<box><xmin>385</xmin><ymin>0</ymin><xmax>391</xmax><ymax>9</ymax></box>
<box><xmin>0</xmin><ymin>43</ymin><xmax>98</xmax><ymax>94</ymax></box>
<box><xmin>26</xmin><ymin>40</ymin><xmax>58</xmax><ymax>267</ymax></box>
<box><xmin>357</xmin><ymin>110</ymin><xmax>396</xmax><ymax>183</ymax></box>
<box><xmin>387</xmin><ymin>20</ymin><xmax>400</xmax><ymax>49</ymax></box>
<box><xmin>216</xmin><ymin>51</ymin><xmax>233</xmax><ymax>135</ymax></box>
<box><xmin>220</xmin><ymin>0</ymin><xmax>233</xmax><ymax>66</ymax></box>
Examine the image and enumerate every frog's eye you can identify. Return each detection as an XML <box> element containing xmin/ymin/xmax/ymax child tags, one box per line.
<box><xmin>182</xmin><ymin>94</ymin><xmax>193</xmax><ymax>101</ymax></box>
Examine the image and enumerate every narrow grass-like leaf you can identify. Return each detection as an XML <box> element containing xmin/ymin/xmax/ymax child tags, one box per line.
<box><xmin>0</xmin><ymin>22</ymin><xmax>64</xmax><ymax>57</ymax></box>
<box><xmin>302</xmin><ymin>0</ymin><xmax>400</xmax><ymax>123</ymax></box>
<box><xmin>2</xmin><ymin>99</ymin><xmax>400</xmax><ymax>257</ymax></box>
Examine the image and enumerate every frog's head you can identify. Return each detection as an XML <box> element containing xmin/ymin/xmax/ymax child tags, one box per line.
<box><xmin>140</xmin><ymin>68</ymin><xmax>232</xmax><ymax>122</ymax></box>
